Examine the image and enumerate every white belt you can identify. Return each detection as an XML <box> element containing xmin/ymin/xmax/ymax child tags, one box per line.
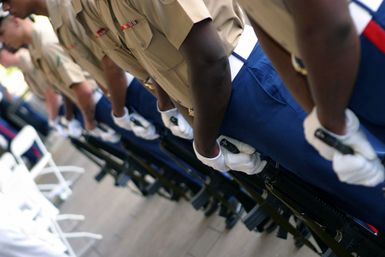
<box><xmin>125</xmin><ymin>72</ymin><xmax>135</xmax><ymax>87</ymax></box>
<box><xmin>92</xmin><ymin>89</ymin><xmax>103</xmax><ymax>103</ymax></box>
<box><xmin>350</xmin><ymin>0</ymin><xmax>382</xmax><ymax>34</ymax></box>
<box><xmin>229</xmin><ymin>25</ymin><xmax>259</xmax><ymax>81</ymax></box>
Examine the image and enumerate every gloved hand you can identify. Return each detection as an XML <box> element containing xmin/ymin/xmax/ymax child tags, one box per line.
<box><xmin>158</xmin><ymin>105</ymin><xmax>193</xmax><ymax>140</ymax></box>
<box><xmin>112</xmin><ymin>107</ymin><xmax>132</xmax><ymax>131</ymax></box>
<box><xmin>304</xmin><ymin>108</ymin><xmax>385</xmax><ymax>186</ymax></box>
<box><xmin>88</xmin><ymin>127</ymin><xmax>121</xmax><ymax>143</ymax></box>
<box><xmin>129</xmin><ymin>112</ymin><xmax>159</xmax><ymax>140</ymax></box>
<box><xmin>67</xmin><ymin>119</ymin><xmax>83</xmax><ymax>138</ymax></box>
<box><xmin>49</xmin><ymin>117</ymin><xmax>68</xmax><ymax>137</ymax></box>
<box><xmin>193</xmin><ymin>136</ymin><xmax>267</xmax><ymax>175</ymax></box>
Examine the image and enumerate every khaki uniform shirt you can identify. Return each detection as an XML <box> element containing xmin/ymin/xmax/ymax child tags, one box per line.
<box><xmin>15</xmin><ymin>49</ymin><xmax>49</xmax><ymax>99</ymax></box>
<box><xmin>28</xmin><ymin>23</ymin><xmax>92</xmax><ymax>104</ymax></box>
<box><xmin>72</xmin><ymin>0</ymin><xmax>151</xmax><ymax>83</ymax></box>
<box><xmin>237</xmin><ymin>0</ymin><xmax>379</xmax><ymax>58</ymax></box>
<box><xmin>72</xmin><ymin>0</ymin><xmax>244</xmax><ymax>109</ymax></box>
<box><xmin>237</xmin><ymin>0</ymin><xmax>299</xmax><ymax>56</ymax></box>
<box><xmin>46</xmin><ymin>0</ymin><xmax>109</xmax><ymax>90</ymax></box>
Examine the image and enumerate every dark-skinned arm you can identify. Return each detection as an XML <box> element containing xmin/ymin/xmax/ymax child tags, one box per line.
<box><xmin>180</xmin><ymin>19</ymin><xmax>232</xmax><ymax>157</ymax></box>
<box><xmin>153</xmin><ymin>80</ymin><xmax>175</xmax><ymax>111</ymax></box>
<box><xmin>153</xmin><ymin>80</ymin><xmax>193</xmax><ymax>124</ymax></box>
<box><xmin>44</xmin><ymin>88</ymin><xmax>61</xmax><ymax>121</ymax></box>
<box><xmin>101</xmin><ymin>55</ymin><xmax>128</xmax><ymax>117</ymax></box>
<box><xmin>285</xmin><ymin>0</ymin><xmax>360</xmax><ymax>134</ymax></box>
<box><xmin>249</xmin><ymin>18</ymin><xmax>314</xmax><ymax>112</ymax></box>
<box><xmin>62</xmin><ymin>95</ymin><xmax>74</xmax><ymax>121</ymax></box>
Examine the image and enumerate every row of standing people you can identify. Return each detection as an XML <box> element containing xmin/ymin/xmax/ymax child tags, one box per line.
<box><xmin>0</xmin><ymin>0</ymin><xmax>384</xmax><ymax>234</ymax></box>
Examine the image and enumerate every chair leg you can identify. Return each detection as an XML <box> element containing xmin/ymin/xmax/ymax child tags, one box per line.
<box><xmin>40</xmin><ymin>166</ymin><xmax>85</xmax><ymax>176</ymax></box>
<box><xmin>77</xmin><ymin>239</ymin><xmax>98</xmax><ymax>257</ymax></box>
<box><xmin>46</xmin><ymin>184</ymin><xmax>72</xmax><ymax>200</ymax></box>
<box><xmin>63</xmin><ymin>232</ymin><xmax>103</xmax><ymax>240</ymax></box>
<box><xmin>37</xmin><ymin>184</ymin><xmax>58</xmax><ymax>191</ymax></box>
<box><xmin>56</xmin><ymin>214</ymin><xmax>85</xmax><ymax>222</ymax></box>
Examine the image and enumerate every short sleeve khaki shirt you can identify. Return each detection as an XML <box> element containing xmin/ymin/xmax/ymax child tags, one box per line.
<box><xmin>237</xmin><ymin>0</ymin><xmax>299</xmax><ymax>56</ymax></box>
<box><xmin>72</xmin><ymin>0</ymin><xmax>151</xmax><ymax>82</ymax></box>
<box><xmin>29</xmin><ymin>23</ymin><xmax>88</xmax><ymax>103</ymax></box>
<box><xmin>46</xmin><ymin>0</ymin><xmax>110</xmax><ymax>90</ymax></box>
<box><xmin>16</xmin><ymin>49</ymin><xmax>50</xmax><ymax>99</ymax></box>
<box><xmin>74</xmin><ymin>0</ymin><xmax>244</xmax><ymax>109</ymax></box>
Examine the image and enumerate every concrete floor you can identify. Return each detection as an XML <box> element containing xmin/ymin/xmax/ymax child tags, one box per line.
<box><xmin>47</xmin><ymin>134</ymin><xmax>318</xmax><ymax>257</ymax></box>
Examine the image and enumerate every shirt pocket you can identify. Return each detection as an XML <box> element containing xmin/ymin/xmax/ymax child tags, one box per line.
<box><xmin>122</xmin><ymin>18</ymin><xmax>183</xmax><ymax>71</ymax></box>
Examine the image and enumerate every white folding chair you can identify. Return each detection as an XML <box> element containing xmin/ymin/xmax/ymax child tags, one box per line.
<box><xmin>10</xmin><ymin>125</ymin><xmax>85</xmax><ymax>201</ymax></box>
<box><xmin>0</xmin><ymin>152</ymin><xmax>102</xmax><ymax>257</ymax></box>
<box><xmin>0</xmin><ymin>157</ymin><xmax>67</xmax><ymax>254</ymax></box>
<box><xmin>0</xmin><ymin>192</ymin><xmax>69</xmax><ymax>257</ymax></box>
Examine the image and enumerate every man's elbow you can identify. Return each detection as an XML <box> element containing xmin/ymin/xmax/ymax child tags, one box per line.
<box><xmin>297</xmin><ymin>17</ymin><xmax>355</xmax><ymax>47</ymax></box>
<box><xmin>192</xmin><ymin>51</ymin><xmax>229</xmax><ymax>72</ymax></box>
<box><xmin>102</xmin><ymin>55</ymin><xmax>122</xmax><ymax>73</ymax></box>
<box><xmin>72</xmin><ymin>82</ymin><xmax>94</xmax><ymax>102</ymax></box>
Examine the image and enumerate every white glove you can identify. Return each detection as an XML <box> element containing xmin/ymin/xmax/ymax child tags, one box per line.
<box><xmin>113</xmin><ymin>107</ymin><xmax>158</xmax><ymax>140</ymax></box>
<box><xmin>304</xmin><ymin>108</ymin><xmax>385</xmax><ymax>186</ymax></box>
<box><xmin>112</xmin><ymin>107</ymin><xmax>132</xmax><ymax>131</ymax></box>
<box><xmin>158</xmin><ymin>105</ymin><xmax>193</xmax><ymax>140</ymax></box>
<box><xmin>333</xmin><ymin>153</ymin><xmax>385</xmax><ymax>187</ymax></box>
<box><xmin>67</xmin><ymin>119</ymin><xmax>83</xmax><ymax>138</ymax></box>
<box><xmin>88</xmin><ymin>127</ymin><xmax>121</xmax><ymax>143</ymax></box>
<box><xmin>193</xmin><ymin>136</ymin><xmax>267</xmax><ymax>175</ymax></box>
<box><xmin>129</xmin><ymin>112</ymin><xmax>159</xmax><ymax>140</ymax></box>
<box><xmin>49</xmin><ymin>117</ymin><xmax>68</xmax><ymax>137</ymax></box>
<box><xmin>193</xmin><ymin>140</ymin><xmax>228</xmax><ymax>172</ymax></box>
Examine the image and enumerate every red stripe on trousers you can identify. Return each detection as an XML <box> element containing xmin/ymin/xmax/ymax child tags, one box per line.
<box><xmin>363</xmin><ymin>20</ymin><xmax>385</xmax><ymax>54</ymax></box>
<box><xmin>0</xmin><ymin>124</ymin><xmax>41</xmax><ymax>158</ymax></box>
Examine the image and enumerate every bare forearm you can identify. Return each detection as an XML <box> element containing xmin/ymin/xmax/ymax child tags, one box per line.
<box><xmin>153</xmin><ymin>81</ymin><xmax>175</xmax><ymax>111</ymax></box>
<box><xmin>71</xmin><ymin>81</ymin><xmax>96</xmax><ymax>128</ymax></box>
<box><xmin>180</xmin><ymin>20</ymin><xmax>232</xmax><ymax>156</ymax></box>
<box><xmin>62</xmin><ymin>96</ymin><xmax>74</xmax><ymax>121</ymax></box>
<box><xmin>44</xmin><ymin>89</ymin><xmax>61</xmax><ymax>121</ymax></box>
<box><xmin>286</xmin><ymin>0</ymin><xmax>360</xmax><ymax>133</ymax></box>
<box><xmin>191</xmin><ymin>57</ymin><xmax>231</xmax><ymax>155</ymax></box>
<box><xmin>78</xmin><ymin>97</ymin><xmax>95</xmax><ymax>127</ymax></box>
<box><xmin>101</xmin><ymin>55</ymin><xmax>127</xmax><ymax>117</ymax></box>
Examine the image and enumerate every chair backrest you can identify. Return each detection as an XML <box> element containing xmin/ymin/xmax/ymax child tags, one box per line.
<box><xmin>12</xmin><ymin>164</ymin><xmax>60</xmax><ymax>218</ymax></box>
<box><xmin>0</xmin><ymin>153</ymin><xmax>66</xmax><ymax>254</ymax></box>
<box><xmin>0</xmin><ymin>190</ymin><xmax>66</xmax><ymax>255</ymax></box>
<box><xmin>0</xmin><ymin>152</ymin><xmax>18</xmax><ymax>170</ymax></box>
<box><xmin>0</xmin><ymin>153</ymin><xmax>59</xmax><ymax>217</ymax></box>
<box><xmin>0</xmin><ymin>160</ymin><xmax>14</xmax><ymax>193</ymax></box>
<box><xmin>10</xmin><ymin>125</ymin><xmax>48</xmax><ymax>161</ymax></box>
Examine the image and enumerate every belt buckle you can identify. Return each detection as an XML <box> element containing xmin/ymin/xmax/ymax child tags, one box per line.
<box><xmin>291</xmin><ymin>54</ymin><xmax>308</xmax><ymax>76</ymax></box>
<box><xmin>188</xmin><ymin>108</ymin><xmax>194</xmax><ymax>117</ymax></box>
<box><xmin>144</xmin><ymin>82</ymin><xmax>155</xmax><ymax>91</ymax></box>
<box><xmin>144</xmin><ymin>78</ymin><xmax>155</xmax><ymax>91</ymax></box>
